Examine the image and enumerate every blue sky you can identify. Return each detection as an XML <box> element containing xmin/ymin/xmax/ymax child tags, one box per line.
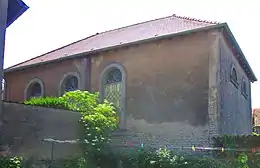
<box><xmin>4</xmin><ymin>0</ymin><xmax>260</xmax><ymax>108</ymax></box>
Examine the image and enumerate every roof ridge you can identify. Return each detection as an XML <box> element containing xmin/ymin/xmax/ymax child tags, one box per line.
<box><xmin>95</xmin><ymin>15</ymin><xmax>175</xmax><ymax>35</ymax></box>
<box><xmin>6</xmin><ymin>33</ymin><xmax>99</xmax><ymax>70</ymax></box>
<box><xmin>172</xmin><ymin>14</ymin><xmax>221</xmax><ymax>25</ymax></box>
<box><xmin>95</xmin><ymin>14</ymin><xmax>220</xmax><ymax>36</ymax></box>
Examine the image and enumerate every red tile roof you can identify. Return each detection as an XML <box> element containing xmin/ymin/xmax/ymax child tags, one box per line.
<box><xmin>6</xmin><ymin>14</ymin><xmax>219</xmax><ymax>70</ymax></box>
<box><xmin>4</xmin><ymin>14</ymin><xmax>257</xmax><ymax>82</ymax></box>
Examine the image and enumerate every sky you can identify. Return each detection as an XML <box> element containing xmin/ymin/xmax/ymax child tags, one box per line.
<box><xmin>4</xmin><ymin>0</ymin><xmax>260</xmax><ymax>108</ymax></box>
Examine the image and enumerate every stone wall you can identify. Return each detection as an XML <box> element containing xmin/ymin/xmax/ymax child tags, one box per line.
<box><xmin>219</xmin><ymin>34</ymin><xmax>252</xmax><ymax>135</ymax></box>
<box><xmin>0</xmin><ymin>102</ymin><xmax>83</xmax><ymax>159</ymax></box>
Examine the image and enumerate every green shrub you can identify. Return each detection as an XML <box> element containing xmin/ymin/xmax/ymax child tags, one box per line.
<box><xmin>253</xmin><ymin>131</ymin><xmax>260</xmax><ymax>136</ymax></box>
<box><xmin>213</xmin><ymin>135</ymin><xmax>260</xmax><ymax>168</ymax></box>
<box><xmin>116</xmin><ymin>147</ymin><xmax>230</xmax><ymax>168</ymax></box>
<box><xmin>63</xmin><ymin>156</ymin><xmax>89</xmax><ymax>168</ymax></box>
<box><xmin>61</xmin><ymin>90</ymin><xmax>100</xmax><ymax>112</ymax></box>
<box><xmin>24</xmin><ymin>96</ymin><xmax>66</xmax><ymax>110</ymax></box>
<box><xmin>66</xmin><ymin>91</ymin><xmax>118</xmax><ymax>166</ymax></box>
<box><xmin>60</xmin><ymin>147</ymin><xmax>230</xmax><ymax>168</ymax></box>
<box><xmin>0</xmin><ymin>157</ymin><xmax>22</xmax><ymax>168</ymax></box>
<box><xmin>25</xmin><ymin>91</ymin><xmax>118</xmax><ymax>168</ymax></box>
<box><xmin>213</xmin><ymin>135</ymin><xmax>260</xmax><ymax>149</ymax></box>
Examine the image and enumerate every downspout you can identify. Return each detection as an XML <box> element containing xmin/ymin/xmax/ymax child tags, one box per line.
<box><xmin>86</xmin><ymin>56</ymin><xmax>91</xmax><ymax>91</ymax></box>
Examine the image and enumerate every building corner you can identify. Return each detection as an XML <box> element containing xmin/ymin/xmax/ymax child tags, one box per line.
<box><xmin>208</xmin><ymin>30</ymin><xmax>222</xmax><ymax>145</ymax></box>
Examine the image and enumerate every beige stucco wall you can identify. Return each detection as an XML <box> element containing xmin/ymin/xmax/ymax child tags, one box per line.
<box><xmin>3</xmin><ymin>28</ymin><xmax>224</xmax><ymax>150</ymax></box>
<box><xmin>4</xmin><ymin>57</ymin><xmax>90</xmax><ymax>102</ymax></box>
<box><xmin>91</xmin><ymin>29</ymin><xmax>221</xmax><ymax>148</ymax></box>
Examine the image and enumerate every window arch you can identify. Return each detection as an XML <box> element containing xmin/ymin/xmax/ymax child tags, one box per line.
<box><xmin>230</xmin><ymin>66</ymin><xmax>237</xmax><ymax>82</ymax></box>
<box><xmin>100</xmin><ymin>63</ymin><xmax>126</xmax><ymax>129</ymax></box>
<box><xmin>25</xmin><ymin>78</ymin><xmax>44</xmax><ymax>100</ymax></box>
<box><xmin>230</xmin><ymin>64</ymin><xmax>238</xmax><ymax>87</ymax></box>
<box><xmin>59</xmin><ymin>72</ymin><xmax>81</xmax><ymax>96</ymax></box>
<box><xmin>241</xmin><ymin>78</ymin><xmax>248</xmax><ymax>98</ymax></box>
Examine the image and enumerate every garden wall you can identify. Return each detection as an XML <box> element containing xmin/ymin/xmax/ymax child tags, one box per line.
<box><xmin>0</xmin><ymin>102</ymin><xmax>83</xmax><ymax>160</ymax></box>
<box><xmin>0</xmin><ymin>101</ymin><xmax>211</xmax><ymax>161</ymax></box>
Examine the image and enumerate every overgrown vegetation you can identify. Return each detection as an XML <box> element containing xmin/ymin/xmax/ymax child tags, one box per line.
<box><xmin>24</xmin><ymin>96</ymin><xmax>67</xmax><ymax>109</ymax></box>
<box><xmin>2</xmin><ymin>90</ymin><xmax>259</xmax><ymax>167</ymax></box>
<box><xmin>115</xmin><ymin>147</ymin><xmax>231</xmax><ymax>168</ymax></box>
<box><xmin>213</xmin><ymin>135</ymin><xmax>260</xmax><ymax>168</ymax></box>
<box><xmin>25</xmin><ymin>90</ymin><xmax>118</xmax><ymax>168</ymax></box>
<box><xmin>0</xmin><ymin>157</ymin><xmax>22</xmax><ymax>168</ymax></box>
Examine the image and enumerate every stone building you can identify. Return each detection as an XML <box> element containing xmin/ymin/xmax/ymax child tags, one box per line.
<box><xmin>3</xmin><ymin>14</ymin><xmax>257</xmax><ymax>147</ymax></box>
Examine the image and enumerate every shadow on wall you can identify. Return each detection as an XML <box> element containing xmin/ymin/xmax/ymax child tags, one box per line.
<box><xmin>0</xmin><ymin>102</ymin><xmax>83</xmax><ymax>159</ymax></box>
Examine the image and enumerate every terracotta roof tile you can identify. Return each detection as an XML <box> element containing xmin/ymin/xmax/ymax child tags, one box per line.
<box><xmin>6</xmin><ymin>14</ymin><xmax>220</xmax><ymax>70</ymax></box>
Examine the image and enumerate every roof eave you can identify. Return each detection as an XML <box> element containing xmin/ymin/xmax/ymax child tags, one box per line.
<box><xmin>222</xmin><ymin>23</ymin><xmax>257</xmax><ymax>82</ymax></box>
<box><xmin>4</xmin><ymin>24</ymin><xmax>225</xmax><ymax>74</ymax></box>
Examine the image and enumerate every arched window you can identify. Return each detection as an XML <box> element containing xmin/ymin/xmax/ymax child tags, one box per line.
<box><xmin>231</xmin><ymin>66</ymin><xmax>237</xmax><ymax>82</ymax></box>
<box><xmin>104</xmin><ymin>68</ymin><xmax>122</xmax><ymax>108</ymax></box>
<box><xmin>25</xmin><ymin>78</ymin><xmax>44</xmax><ymax>100</ymax></box>
<box><xmin>241</xmin><ymin>78</ymin><xmax>248</xmax><ymax>98</ymax></box>
<box><xmin>29</xmin><ymin>83</ymin><xmax>41</xmax><ymax>97</ymax></box>
<box><xmin>242</xmin><ymin>80</ymin><xmax>246</xmax><ymax>93</ymax></box>
<box><xmin>230</xmin><ymin>65</ymin><xmax>238</xmax><ymax>87</ymax></box>
<box><xmin>100</xmin><ymin>63</ymin><xmax>126</xmax><ymax>129</ymax></box>
<box><xmin>59</xmin><ymin>72</ymin><xmax>80</xmax><ymax>96</ymax></box>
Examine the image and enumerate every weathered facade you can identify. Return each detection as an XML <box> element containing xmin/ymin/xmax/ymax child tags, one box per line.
<box><xmin>3</xmin><ymin>15</ymin><xmax>257</xmax><ymax>147</ymax></box>
<box><xmin>219</xmin><ymin>35</ymin><xmax>253</xmax><ymax>135</ymax></box>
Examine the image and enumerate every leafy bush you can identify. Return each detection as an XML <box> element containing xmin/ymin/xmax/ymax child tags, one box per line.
<box><xmin>253</xmin><ymin>131</ymin><xmax>260</xmax><ymax>136</ymax></box>
<box><xmin>213</xmin><ymin>135</ymin><xmax>260</xmax><ymax>149</ymax></box>
<box><xmin>63</xmin><ymin>156</ymin><xmax>89</xmax><ymax>168</ymax></box>
<box><xmin>116</xmin><ymin>147</ymin><xmax>230</xmax><ymax>168</ymax></box>
<box><xmin>24</xmin><ymin>91</ymin><xmax>118</xmax><ymax>168</ymax></box>
<box><xmin>24</xmin><ymin>96</ymin><xmax>67</xmax><ymax>110</ymax></box>
<box><xmin>61</xmin><ymin>91</ymin><xmax>100</xmax><ymax>112</ymax></box>
<box><xmin>64</xmin><ymin>91</ymin><xmax>118</xmax><ymax>166</ymax></box>
<box><xmin>60</xmin><ymin>147</ymin><xmax>230</xmax><ymax>168</ymax></box>
<box><xmin>212</xmin><ymin>135</ymin><xmax>260</xmax><ymax>168</ymax></box>
<box><xmin>0</xmin><ymin>157</ymin><xmax>22</xmax><ymax>168</ymax></box>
